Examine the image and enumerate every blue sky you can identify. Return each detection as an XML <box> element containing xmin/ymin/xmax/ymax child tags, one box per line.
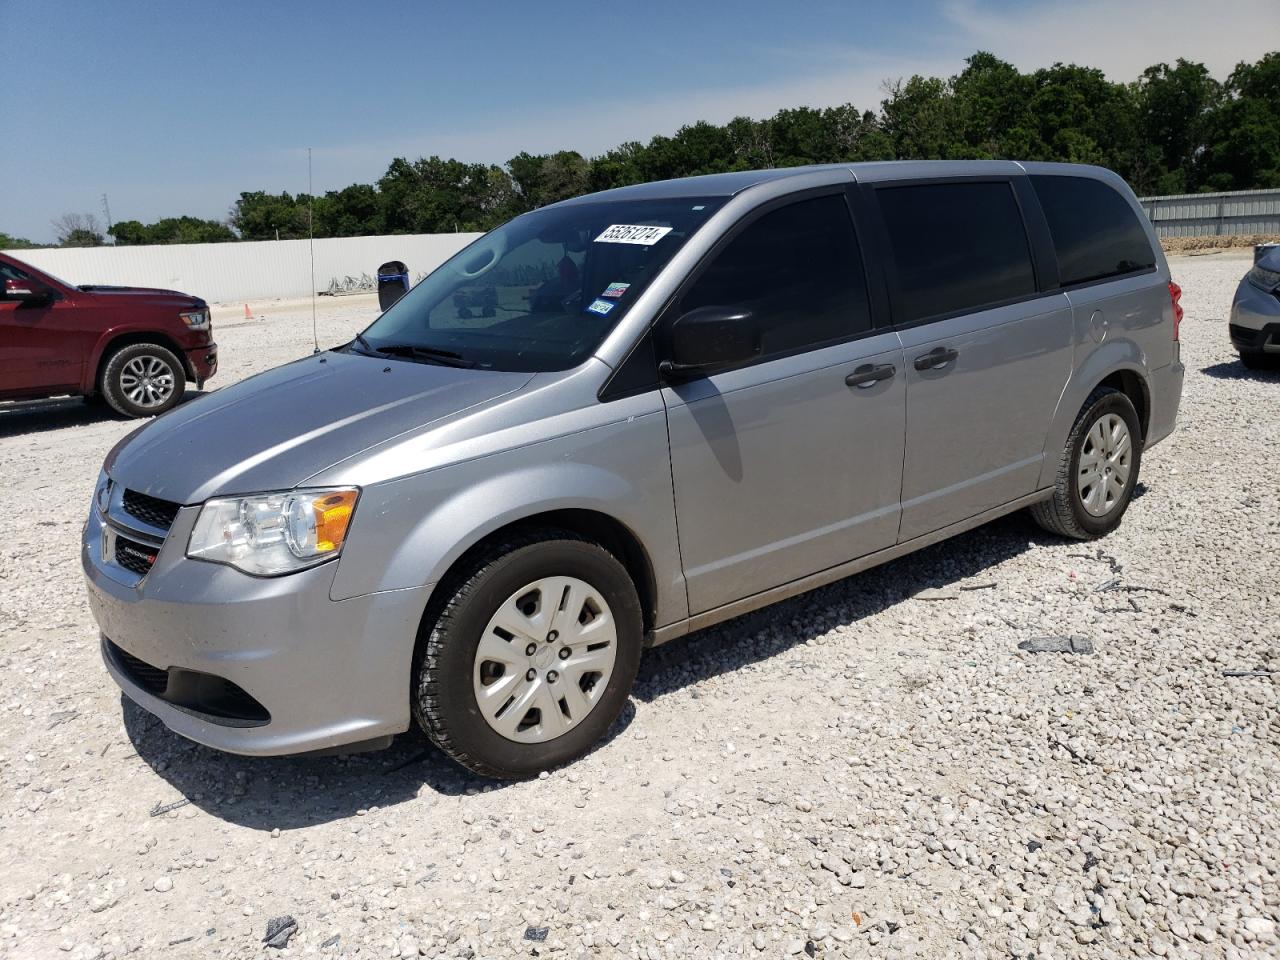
<box><xmin>5</xmin><ymin>0</ymin><xmax>1275</xmax><ymax>242</ymax></box>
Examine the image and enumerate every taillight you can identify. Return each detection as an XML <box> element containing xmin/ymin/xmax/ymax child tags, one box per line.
<box><xmin>1168</xmin><ymin>281</ymin><xmax>1183</xmax><ymax>340</ymax></box>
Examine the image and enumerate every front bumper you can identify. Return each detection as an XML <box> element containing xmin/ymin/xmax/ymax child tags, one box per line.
<box><xmin>1230</xmin><ymin>280</ymin><xmax>1280</xmax><ymax>355</ymax></box>
<box><xmin>82</xmin><ymin>499</ymin><xmax>430</xmax><ymax>756</ymax></box>
<box><xmin>184</xmin><ymin>341</ymin><xmax>218</xmax><ymax>387</ymax></box>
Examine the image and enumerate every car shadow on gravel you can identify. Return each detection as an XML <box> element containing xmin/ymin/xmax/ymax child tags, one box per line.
<box><xmin>634</xmin><ymin>513</ymin><xmax>1047</xmax><ymax>702</ymax></box>
<box><xmin>120</xmin><ymin>695</ymin><xmax>636</xmax><ymax>829</ymax></box>
<box><xmin>0</xmin><ymin>391</ymin><xmax>201</xmax><ymax>438</ymax></box>
<box><xmin>1200</xmin><ymin>360</ymin><xmax>1280</xmax><ymax>380</ymax></box>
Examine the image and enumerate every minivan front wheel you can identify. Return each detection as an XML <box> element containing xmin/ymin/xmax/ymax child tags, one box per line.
<box><xmin>1031</xmin><ymin>386</ymin><xmax>1142</xmax><ymax>540</ymax></box>
<box><xmin>412</xmin><ymin>530</ymin><xmax>643</xmax><ymax>779</ymax></box>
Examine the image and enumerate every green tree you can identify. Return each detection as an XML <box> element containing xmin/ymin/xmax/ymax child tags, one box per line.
<box><xmin>110</xmin><ymin>216</ymin><xmax>236</xmax><ymax>245</ymax></box>
<box><xmin>1134</xmin><ymin>59</ymin><xmax>1221</xmax><ymax>193</ymax></box>
<box><xmin>880</xmin><ymin>75</ymin><xmax>959</xmax><ymax>159</ymax></box>
<box><xmin>0</xmin><ymin>232</ymin><xmax>42</xmax><ymax>249</ymax></box>
<box><xmin>1199</xmin><ymin>52</ymin><xmax>1280</xmax><ymax>190</ymax></box>
<box><xmin>377</xmin><ymin>156</ymin><xmax>509</xmax><ymax>233</ymax></box>
<box><xmin>315</xmin><ymin>183</ymin><xmax>383</xmax><ymax>237</ymax></box>
<box><xmin>230</xmin><ymin>191</ymin><xmax>310</xmax><ymax>240</ymax></box>
<box><xmin>950</xmin><ymin>52</ymin><xmax>1039</xmax><ymax>158</ymax></box>
<box><xmin>52</xmin><ymin>213</ymin><xmax>104</xmax><ymax>247</ymax></box>
<box><xmin>507</xmin><ymin>150</ymin><xmax>592</xmax><ymax>210</ymax></box>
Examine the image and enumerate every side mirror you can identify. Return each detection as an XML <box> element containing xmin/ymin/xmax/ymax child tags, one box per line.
<box><xmin>661</xmin><ymin>305</ymin><xmax>761</xmax><ymax>379</ymax></box>
<box><xmin>4</xmin><ymin>277</ymin><xmax>55</xmax><ymax>305</ymax></box>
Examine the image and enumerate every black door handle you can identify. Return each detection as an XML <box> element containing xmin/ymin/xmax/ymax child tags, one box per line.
<box><xmin>845</xmin><ymin>363</ymin><xmax>896</xmax><ymax>387</ymax></box>
<box><xmin>913</xmin><ymin>346</ymin><xmax>959</xmax><ymax>371</ymax></box>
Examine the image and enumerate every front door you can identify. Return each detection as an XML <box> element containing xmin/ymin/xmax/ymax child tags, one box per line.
<box><xmin>0</xmin><ymin>261</ymin><xmax>79</xmax><ymax>397</ymax></box>
<box><xmin>661</xmin><ymin>192</ymin><xmax>906</xmax><ymax>615</ymax></box>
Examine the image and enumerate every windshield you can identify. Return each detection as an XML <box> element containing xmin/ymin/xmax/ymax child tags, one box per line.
<box><xmin>357</xmin><ymin>197</ymin><xmax>725</xmax><ymax>372</ymax></box>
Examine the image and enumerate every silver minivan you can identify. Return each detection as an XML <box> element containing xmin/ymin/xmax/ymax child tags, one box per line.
<box><xmin>83</xmin><ymin>161</ymin><xmax>1184</xmax><ymax>778</ymax></box>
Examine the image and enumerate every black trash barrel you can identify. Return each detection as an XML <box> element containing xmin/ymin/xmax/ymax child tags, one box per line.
<box><xmin>377</xmin><ymin>260</ymin><xmax>410</xmax><ymax>310</ymax></box>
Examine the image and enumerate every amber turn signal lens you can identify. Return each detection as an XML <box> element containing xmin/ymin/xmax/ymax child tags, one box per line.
<box><xmin>313</xmin><ymin>491</ymin><xmax>357</xmax><ymax>553</ymax></box>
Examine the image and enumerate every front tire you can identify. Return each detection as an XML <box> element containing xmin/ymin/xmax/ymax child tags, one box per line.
<box><xmin>1031</xmin><ymin>386</ymin><xmax>1142</xmax><ymax>540</ymax></box>
<box><xmin>100</xmin><ymin>343</ymin><xmax>185</xmax><ymax>418</ymax></box>
<box><xmin>412</xmin><ymin>530</ymin><xmax>643</xmax><ymax>779</ymax></box>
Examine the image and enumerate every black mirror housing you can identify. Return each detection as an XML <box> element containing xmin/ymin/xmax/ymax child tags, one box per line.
<box><xmin>662</xmin><ymin>305</ymin><xmax>761</xmax><ymax>378</ymax></box>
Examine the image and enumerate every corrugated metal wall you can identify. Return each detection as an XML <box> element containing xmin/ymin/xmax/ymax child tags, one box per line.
<box><xmin>1138</xmin><ymin>189</ymin><xmax>1280</xmax><ymax>238</ymax></box>
<box><xmin>3</xmin><ymin>233</ymin><xmax>482</xmax><ymax>304</ymax></box>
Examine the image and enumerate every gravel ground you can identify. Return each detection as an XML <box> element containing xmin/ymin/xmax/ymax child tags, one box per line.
<box><xmin>1</xmin><ymin>255</ymin><xmax>1276</xmax><ymax>960</ymax></box>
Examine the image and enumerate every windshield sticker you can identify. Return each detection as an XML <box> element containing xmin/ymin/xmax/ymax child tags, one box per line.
<box><xmin>594</xmin><ymin>224</ymin><xmax>673</xmax><ymax>245</ymax></box>
<box><xmin>585</xmin><ymin>298</ymin><xmax>616</xmax><ymax>316</ymax></box>
<box><xmin>600</xmin><ymin>282</ymin><xmax>630</xmax><ymax>298</ymax></box>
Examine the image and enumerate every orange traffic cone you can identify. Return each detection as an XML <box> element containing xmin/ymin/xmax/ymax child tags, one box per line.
<box><xmin>244</xmin><ymin>303</ymin><xmax>252</xmax><ymax>319</ymax></box>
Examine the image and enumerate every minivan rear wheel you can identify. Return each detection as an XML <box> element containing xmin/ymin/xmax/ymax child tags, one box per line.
<box><xmin>412</xmin><ymin>530</ymin><xmax>643</xmax><ymax>779</ymax></box>
<box><xmin>100</xmin><ymin>343</ymin><xmax>185</xmax><ymax>418</ymax></box>
<box><xmin>1031</xmin><ymin>386</ymin><xmax>1142</xmax><ymax>540</ymax></box>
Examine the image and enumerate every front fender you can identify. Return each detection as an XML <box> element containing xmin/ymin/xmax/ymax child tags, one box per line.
<box><xmin>84</xmin><ymin>322</ymin><xmax>195</xmax><ymax>393</ymax></box>
<box><xmin>1037</xmin><ymin>338</ymin><xmax>1149</xmax><ymax>489</ymax></box>
<box><xmin>329</xmin><ymin>409</ymin><xmax>687</xmax><ymax>627</ymax></box>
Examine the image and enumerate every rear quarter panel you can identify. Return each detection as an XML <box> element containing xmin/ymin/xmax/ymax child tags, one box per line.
<box><xmin>1036</xmin><ymin>270</ymin><xmax>1173</xmax><ymax>487</ymax></box>
<box><xmin>1020</xmin><ymin>164</ymin><xmax>1177</xmax><ymax>481</ymax></box>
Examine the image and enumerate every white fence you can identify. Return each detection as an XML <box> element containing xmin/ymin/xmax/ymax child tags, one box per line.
<box><xmin>3</xmin><ymin>232</ymin><xmax>482</xmax><ymax>304</ymax></box>
<box><xmin>13</xmin><ymin>188</ymin><xmax>1277</xmax><ymax>299</ymax></box>
<box><xmin>1138</xmin><ymin>189</ymin><xmax>1280</xmax><ymax>238</ymax></box>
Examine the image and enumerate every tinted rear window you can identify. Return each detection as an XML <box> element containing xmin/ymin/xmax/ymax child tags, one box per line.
<box><xmin>1030</xmin><ymin>175</ymin><xmax>1156</xmax><ymax>286</ymax></box>
<box><xmin>876</xmin><ymin>182</ymin><xmax>1037</xmax><ymax>324</ymax></box>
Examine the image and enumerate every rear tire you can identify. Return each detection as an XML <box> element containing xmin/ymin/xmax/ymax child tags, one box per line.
<box><xmin>1031</xmin><ymin>386</ymin><xmax>1142</xmax><ymax>540</ymax></box>
<box><xmin>412</xmin><ymin>529</ymin><xmax>643</xmax><ymax>780</ymax></box>
<box><xmin>1239</xmin><ymin>351</ymin><xmax>1279</xmax><ymax>371</ymax></box>
<box><xmin>100</xmin><ymin>343</ymin><xmax>185</xmax><ymax>418</ymax></box>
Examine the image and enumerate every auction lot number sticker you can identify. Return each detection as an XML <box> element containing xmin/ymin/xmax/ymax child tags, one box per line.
<box><xmin>595</xmin><ymin>224</ymin><xmax>673</xmax><ymax>245</ymax></box>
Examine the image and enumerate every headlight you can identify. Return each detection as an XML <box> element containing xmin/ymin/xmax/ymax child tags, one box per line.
<box><xmin>94</xmin><ymin>470</ymin><xmax>112</xmax><ymax>514</ymax></box>
<box><xmin>187</xmin><ymin>488</ymin><xmax>358</xmax><ymax>576</ymax></box>
<box><xmin>180</xmin><ymin>308</ymin><xmax>211</xmax><ymax>330</ymax></box>
<box><xmin>1248</xmin><ymin>265</ymin><xmax>1280</xmax><ymax>292</ymax></box>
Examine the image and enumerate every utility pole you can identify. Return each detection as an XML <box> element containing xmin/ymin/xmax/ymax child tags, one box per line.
<box><xmin>101</xmin><ymin>193</ymin><xmax>113</xmax><ymax>244</ymax></box>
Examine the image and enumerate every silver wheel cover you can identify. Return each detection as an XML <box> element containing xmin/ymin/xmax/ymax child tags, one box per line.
<box><xmin>473</xmin><ymin>576</ymin><xmax>618</xmax><ymax>743</ymax></box>
<box><xmin>1077</xmin><ymin>412</ymin><xmax>1132</xmax><ymax>517</ymax></box>
<box><xmin>119</xmin><ymin>355</ymin><xmax>176</xmax><ymax>409</ymax></box>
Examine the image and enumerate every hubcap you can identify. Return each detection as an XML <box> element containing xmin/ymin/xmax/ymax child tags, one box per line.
<box><xmin>119</xmin><ymin>355</ymin><xmax>176</xmax><ymax>408</ymax></box>
<box><xmin>472</xmin><ymin>576</ymin><xmax>618</xmax><ymax>743</ymax></box>
<box><xmin>1077</xmin><ymin>413</ymin><xmax>1132</xmax><ymax>517</ymax></box>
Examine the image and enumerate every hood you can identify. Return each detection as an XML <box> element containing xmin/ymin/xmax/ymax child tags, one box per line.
<box><xmin>105</xmin><ymin>351</ymin><xmax>534</xmax><ymax>503</ymax></box>
<box><xmin>81</xmin><ymin>284</ymin><xmax>203</xmax><ymax>307</ymax></box>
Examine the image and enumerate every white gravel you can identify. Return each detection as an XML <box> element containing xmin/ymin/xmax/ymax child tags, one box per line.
<box><xmin>1</xmin><ymin>255</ymin><xmax>1277</xmax><ymax>959</ymax></box>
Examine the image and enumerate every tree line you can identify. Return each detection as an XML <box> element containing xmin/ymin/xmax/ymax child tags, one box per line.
<box><xmin>9</xmin><ymin>50</ymin><xmax>1277</xmax><ymax>250</ymax></box>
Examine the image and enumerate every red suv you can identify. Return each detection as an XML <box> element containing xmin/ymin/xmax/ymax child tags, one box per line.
<box><xmin>0</xmin><ymin>252</ymin><xmax>217</xmax><ymax>418</ymax></box>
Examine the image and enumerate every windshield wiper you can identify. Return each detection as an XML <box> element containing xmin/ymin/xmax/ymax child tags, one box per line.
<box><xmin>364</xmin><ymin>342</ymin><xmax>474</xmax><ymax>368</ymax></box>
<box><xmin>351</xmin><ymin>333</ymin><xmax>378</xmax><ymax>355</ymax></box>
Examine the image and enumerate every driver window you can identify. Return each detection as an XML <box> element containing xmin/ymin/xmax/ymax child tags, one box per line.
<box><xmin>680</xmin><ymin>194</ymin><xmax>871</xmax><ymax>360</ymax></box>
